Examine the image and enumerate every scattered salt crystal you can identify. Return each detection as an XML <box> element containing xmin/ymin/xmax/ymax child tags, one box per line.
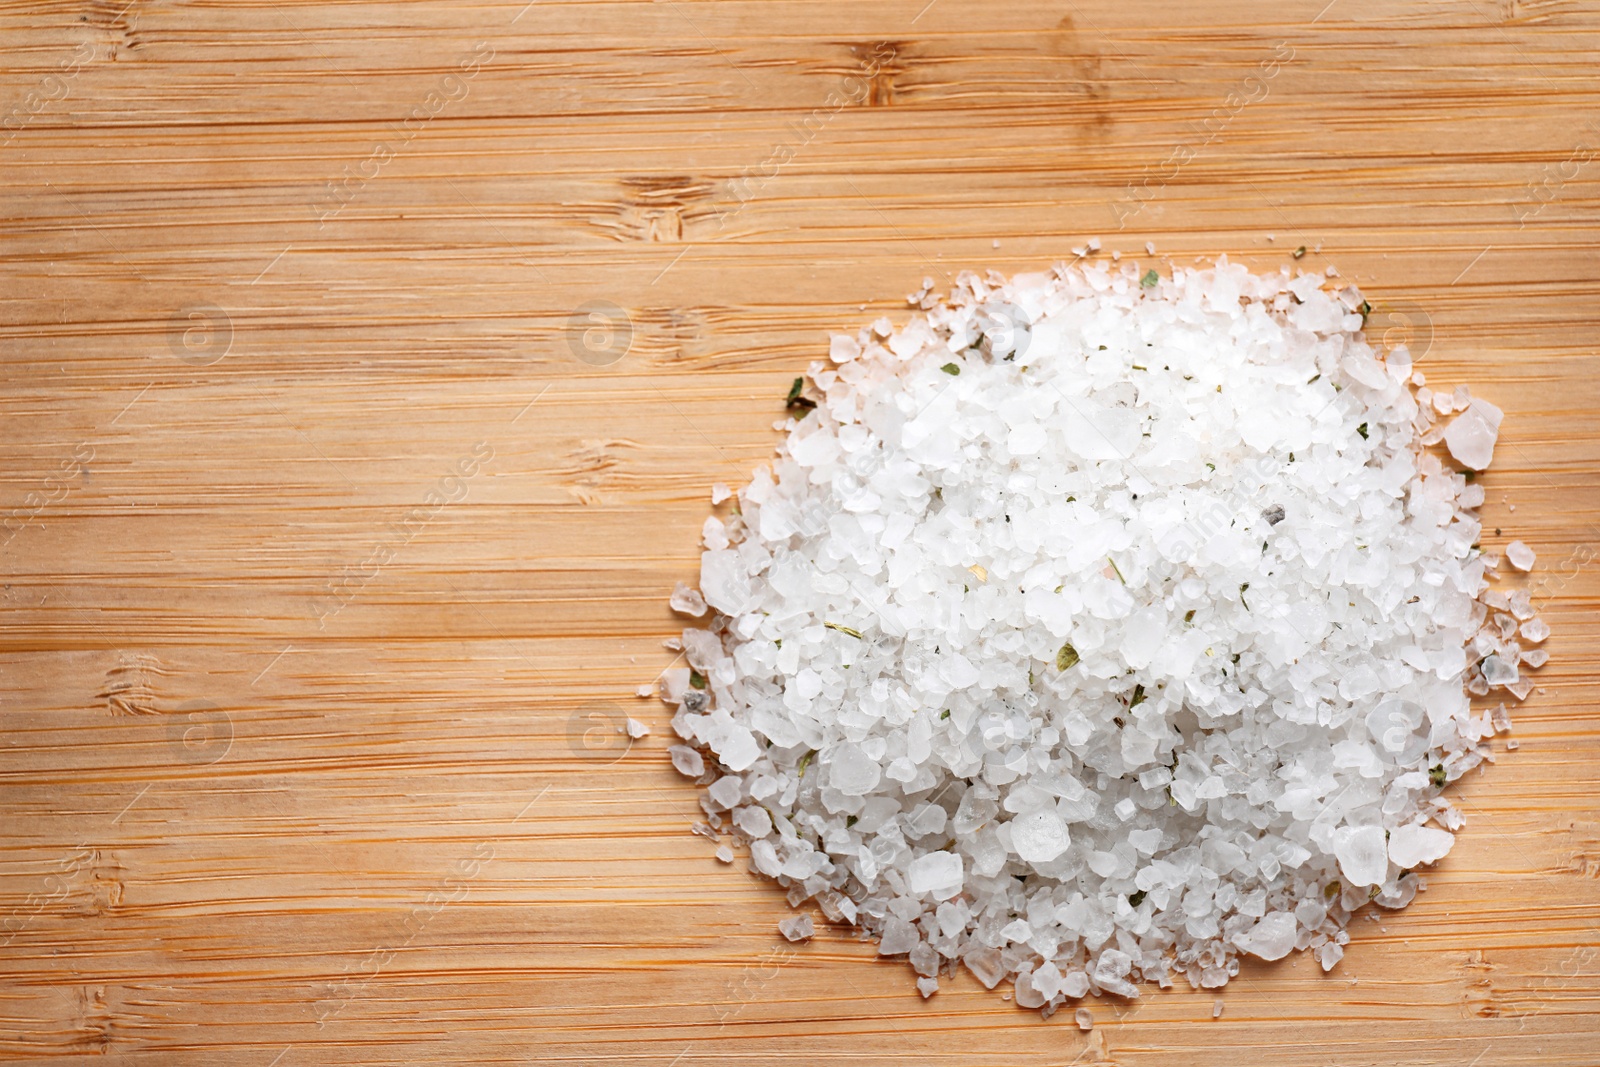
<box><xmin>1212</xmin><ymin>998</ymin><xmax>1224</xmax><ymax>1019</ymax></box>
<box><xmin>1316</xmin><ymin>942</ymin><xmax>1345</xmax><ymax>971</ymax></box>
<box><xmin>1076</xmin><ymin>1008</ymin><xmax>1094</xmax><ymax>1031</ymax></box>
<box><xmin>878</xmin><ymin>918</ymin><xmax>918</xmax><ymax>955</ymax></box>
<box><xmin>1388</xmin><ymin>822</ymin><xmax>1454</xmax><ymax>868</ymax></box>
<box><xmin>707</xmin><ymin>776</ymin><xmax>743</xmax><ymax>809</ymax></box>
<box><xmin>716</xmin><ymin>844</ymin><xmax>734</xmax><ymax>863</ymax></box>
<box><xmin>779</xmin><ymin>914</ymin><xmax>814</xmax><ymax>941</ymax></box>
<box><xmin>711</xmin><ymin>482</ymin><xmax>732</xmax><ymax>504</ymax></box>
<box><xmin>964</xmin><ymin>947</ymin><xmax>1006</xmax><ymax>989</ymax></box>
<box><xmin>1492</xmin><ymin>704</ymin><xmax>1513</xmax><ymax>733</ymax></box>
<box><xmin>665</xmin><ymin>585</ymin><xmax>710</xmax><ymax>617</ymax></box>
<box><xmin>1521</xmin><ymin>617</ymin><xmax>1550</xmax><ymax>643</ymax></box>
<box><xmin>626</xmin><ymin>718</ymin><xmax>650</xmax><ymax>739</ymax></box>
<box><xmin>1505</xmin><ymin>540</ymin><xmax>1536</xmax><ymax>571</ymax></box>
<box><xmin>1481</xmin><ymin>655</ymin><xmax>1519</xmax><ymax>687</ymax></box>
<box><xmin>1443</xmin><ymin>398</ymin><xmax>1504</xmax><ymax>471</ymax></box>
<box><xmin>917</xmin><ymin>976</ymin><xmax>939</xmax><ymax>998</ymax></box>
<box><xmin>668</xmin><ymin>745</ymin><xmax>704</xmax><ymax>778</ymax></box>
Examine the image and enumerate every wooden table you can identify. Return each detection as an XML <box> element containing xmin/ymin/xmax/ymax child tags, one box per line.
<box><xmin>2</xmin><ymin>2</ymin><xmax>1597</xmax><ymax>1063</ymax></box>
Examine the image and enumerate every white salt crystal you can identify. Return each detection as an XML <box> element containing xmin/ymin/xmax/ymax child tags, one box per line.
<box><xmin>779</xmin><ymin>914</ymin><xmax>814</xmax><ymax>941</ymax></box>
<box><xmin>668</xmin><ymin>745</ymin><xmax>704</xmax><ymax>778</ymax></box>
<box><xmin>1388</xmin><ymin>822</ymin><xmax>1454</xmax><ymax>868</ymax></box>
<box><xmin>1443</xmin><ymin>398</ymin><xmax>1504</xmax><ymax>471</ymax></box>
<box><xmin>964</xmin><ymin>946</ymin><xmax>1006</xmax><ymax>989</ymax></box>
<box><xmin>626</xmin><ymin>718</ymin><xmax>651</xmax><ymax>739</ymax></box>
<box><xmin>668</xmin><ymin>585</ymin><xmax>707</xmax><ymax>617</ymax></box>
<box><xmin>1212</xmin><ymin>998</ymin><xmax>1224</xmax><ymax>1019</ymax></box>
<box><xmin>716</xmin><ymin>844</ymin><xmax>735</xmax><ymax>863</ymax></box>
<box><xmin>1521</xmin><ymin>617</ymin><xmax>1550</xmax><ymax>643</ymax></box>
<box><xmin>828</xmin><ymin>744</ymin><xmax>882</xmax><ymax>795</ymax></box>
<box><xmin>916</xmin><ymin>976</ymin><xmax>939</xmax><ymax>998</ymax></box>
<box><xmin>878</xmin><ymin>917</ymin><xmax>919</xmax><ymax>955</ymax></box>
<box><xmin>1334</xmin><ymin>826</ymin><xmax>1390</xmax><ymax>887</ymax></box>
<box><xmin>907</xmin><ymin>850</ymin><xmax>964</xmax><ymax>898</ymax></box>
<box><xmin>734</xmin><ymin>806</ymin><xmax>773</xmax><ymax>839</ymax></box>
<box><xmin>1010</xmin><ymin>810</ymin><xmax>1071</xmax><ymax>864</ymax></box>
<box><xmin>1237</xmin><ymin>912</ymin><xmax>1298</xmax><ymax>961</ymax></box>
<box><xmin>1481</xmin><ymin>654</ymin><xmax>1519</xmax><ymax>687</ymax></box>
<box><xmin>1076</xmin><ymin>1007</ymin><xmax>1094</xmax><ymax>1031</ymax></box>
<box><xmin>1505</xmin><ymin>540</ymin><xmax>1535</xmax><ymax>571</ymax></box>
<box><xmin>707</xmin><ymin>776</ymin><xmax>743</xmax><ymax>809</ymax></box>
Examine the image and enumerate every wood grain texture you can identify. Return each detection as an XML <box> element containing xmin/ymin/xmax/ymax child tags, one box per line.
<box><xmin>1</xmin><ymin>1</ymin><xmax>1598</xmax><ymax>1064</ymax></box>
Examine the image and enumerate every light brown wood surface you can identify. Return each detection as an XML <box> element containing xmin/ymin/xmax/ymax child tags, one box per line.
<box><xmin>2</xmin><ymin>1</ymin><xmax>1598</xmax><ymax>1064</ymax></box>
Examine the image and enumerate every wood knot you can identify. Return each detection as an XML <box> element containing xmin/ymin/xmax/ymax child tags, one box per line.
<box><xmin>101</xmin><ymin>654</ymin><xmax>163</xmax><ymax>716</ymax></box>
<box><xmin>1462</xmin><ymin>949</ymin><xmax>1501</xmax><ymax>1018</ymax></box>
<box><xmin>605</xmin><ymin>176</ymin><xmax>716</xmax><ymax>242</ymax></box>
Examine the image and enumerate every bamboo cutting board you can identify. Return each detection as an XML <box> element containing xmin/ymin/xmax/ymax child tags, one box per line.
<box><xmin>2</xmin><ymin>2</ymin><xmax>1598</xmax><ymax>1064</ymax></box>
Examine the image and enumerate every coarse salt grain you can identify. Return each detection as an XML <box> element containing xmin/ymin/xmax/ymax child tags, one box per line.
<box><xmin>1505</xmin><ymin>540</ymin><xmax>1535</xmax><ymax>571</ymax></box>
<box><xmin>657</xmin><ymin>256</ymin><xmax>1541</xmax><ymax>1010</ymax></box>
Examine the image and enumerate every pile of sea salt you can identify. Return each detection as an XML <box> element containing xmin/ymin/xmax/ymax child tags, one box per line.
<box><xmin>654</xmin><ymin>256</ymin><xmax>1546</xmax><ymax>1010</ymax></box>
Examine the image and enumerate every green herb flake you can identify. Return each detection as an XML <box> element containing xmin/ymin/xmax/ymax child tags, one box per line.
<box><xmin>1324</xmin><ymin>880</ymin><xmax>1341</xmax><ymax>900</ymax></box>
<box><xmin>1184</xmin><ymin>609</ymin><xmax>1196</xmax><ymax>623</ymax></box>
<box><xmin>1429</xmin><ymin>763</ymin><xmax>1447</xmax><ymax>788</ymax></box>
<box><xmin>1140</xmin><ymin>268</ymin><xmax>1160</xmax><ymax>288</ymax></box>
<box><xmin>1293</xmin><ymin>245</ymin><xmax>1307</xmax><ymax>259</ymax></box>
<box><xmin>1206</xmin><ymin>462</ymin><xmax>1216</xmax><ymax>472</ymax></box>
<box><xmin>797</xmin><ymin>749</ymin><xmax>817</xmax><ymax>776</ymax></box>
<box><xmin>1131</xmin><ymin>363</ymin><xmax>1148</xmax><ymax>371</ymax></box>
<box><xmin>1056</xmin><ymin>642</ymin><xmax>1080</xmax><ymax>671</ymax></box>
<box><xmin>1129</xmin><ymin>684</ymin><xmax>1146</xmax><ymax>708</ymax></box>
<box><xmin>689</xmin><ymin>670</ymin><xmax>707</xmax><ymax>690</ymax></box>
<box><xmin>1107</xmin><ymin>556</ymin><xmax>1126</xmax><ymax>584</ymax></box>
<box><xmin>1128</xmin><ymin>889</ymin><xmax>1147</xmax><ymax>907</ymax></box>
<box><xmin>1359</xmin><ymin>299</ymin><xmax>1372</xmax><ymax>319</ymax></box>
<box><xmin>784</xmin><ymin>376</ymin><xmax>817</xmax><ymax>418</ymax></box>
<box><xmin>846</xmin><ymin>815</ymin><xmax>858</xmax><ymax>828</ymax></box>
<box><xmin>941</xmin><ymin>362</ymin><xmax>961</xmax><ymax>376</ymax></box>
<box><xmin>939</xmin><ymin>709</ymin><xmax>951</xmax><ymax>720</ymax></box>
<box><xmin>1357</xmin><ymin>422</ymin><xmax>1369</xmax><ymax>440</ymax></box>
<box><xmin>824</xmin><ymin>621</ymin><xmax>863</xmax><ymax>639</ymax></box>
